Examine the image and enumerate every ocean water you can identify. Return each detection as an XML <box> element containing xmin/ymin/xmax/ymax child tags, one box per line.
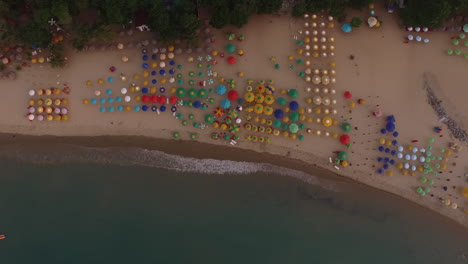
<box><xmin>0</xmin><ymin>144</ymin><xmax>467</xmax><ymax>263</ymax></box>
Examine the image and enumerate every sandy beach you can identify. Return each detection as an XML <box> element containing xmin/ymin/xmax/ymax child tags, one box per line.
<box><xmin>1</xmin><ymin>5</ymin><xmax>468</xmax><ymax>229</ymax></box>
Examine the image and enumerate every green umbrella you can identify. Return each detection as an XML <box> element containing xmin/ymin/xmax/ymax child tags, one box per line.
<box><xmin>229</xmin><ymin>124</ymin><xmax>240</xmax><ymax>133</ymax></box>
<box><xmin>281</xmin><ymin>123</ymin><xmax>288</xmax><ymax>130</ymax></box>
<box><xmin>208</xmin><ymin>98</ymin><xmax>215</xmax><ymax>104</ymax></box>
<box><xmin>298</xmin><ymin>72</ymin><xmax>305</xmax><ymax>78</ymax></box>
<box><xmin>223</xmin><ymin>134</ymin><xmax>230</xmax><ymax>140</ymax></box>
<box><xmin>226</xmin><ymin>43</ymin><xmax>236</xmax><ymax>53</ymax></box>
<box><xmin>342</xmin><ymin>122</ymin><xmax>352</xmax><ymax>132</ymax></box>
<box><xmin>177</xmin><ymin>87</ymin><xmax>186</xmax><ymax>97</ymax></box>
<box><xmin>182</xmin><ymin>120</ymin><xmax>188</xmax><ymax>126</ymax></box>
<box><xmin>298</xmin><ymin>135</ymin><xmax>305</xmax><ymax>141</ymax></box>
<box><xmin>190</xmin><ymin>133</ymin><xmax>198</xmax><ymax>140</ymax></box>
<box><xmin>273</xmin><ymin>119</ymin><xmax>281</xmax><ymax>128</ymax></box>
<box><xmin>172</xmin><ymin>132</ymin><xmax>180</xmax><ymax>139</ymax></box>
<box><xmin>233</xmin><ymin>135</ymin><xmax>240</xmax><ymax>141</ymax></box>
<box><xmin>299</xmin><ymin>123</ymin><xmax>305</xmax><ymax>129</ymax></box>
<box><xmin>177</xmin><ymin>64</ymin><xmax>183</xmax><ymax>69</ymax></box>
<box><xmin>297</xmin><ymin>40</ymin><xmax>304</xmax><ymax>46</ymax></box>
<box><xmin>455</xmin><ymin>49</ymin><xmax>462</xmax><ymax>55</ymax></box>
<box><xmin>420</xmin><ymin>177</ymin><xmax>427</xmax><ymax>183</ymax></box>
<box><xmin>188</xmin><ymin>88</ymin><xmax>197</xmax><ymax>98</ymax></box>
<box><xmin>288</xmin><ymin>89</ymin><xmax>298</xmax><ymax>98</ymax></box>
<box><xmin>277</xmin><ymin>97</ymin><xmax>287</xmax><ymax>106</ymax></box>
<box><xmin>464</xmin><ymin>24</ymin><xmax>468</xmax><ymax>32</ymax></box>
<box><xmin>460</xmin><ymin>33</ymin><xmax>466</xmax><ymax>39</ymax></box>
<box><xmin>289</xmin><ymin>112</ymin><xmax>299</xmax><ymax>122</ymax></box>
<box><xmin>225</xmin><ymin>117</ymin><xmax>232</xmax><ymax>124</ymax></box>
<box><xmin>289</xmin><ymin>123</ymin><xmax>299</xmax><ymax>133</ymax></box>
<box><xmin>188</xmin><ymin>114</ymin><xmax>195</xmax><ymax>120</ymax></box>
<box><xmin>176</xmin><ymin>113</ymin><xmax>183</xmax><ymax>119</ymax></box>
<box><xmin>193</xmin><ymin>122</ymin><xmax>199</xmax><ymax>128</ymax></box>
<box><xmin>201</xmin><ymin>104</ymin><xmax>208</xmax><ymax>110</ymax></box>
<box><xmin>205</xmin><ymin>114</ymin><xmax>215</xmax><ymax>124</ymax></box>
<box><xmin>198</xmin><ymin>88</ymin><xmax>208</xmax><ymax>99</ymax></box>
<box><xmin>198</xmin><ymin>71</ymin><xmax>205</xmax><ymax>77</ymax></box>
<box><xmin>447</xmin><ymin>49</ymin><xmax>453</xmax><ymax>55</ymax></box>
<box><xmin>338</xmin><ymin>151</ymin><xmax>348</xmax><ymax>161</ymax></box>
<box><xmin>464</xmin><ymin>41</ymin><xmax>468</xmax><ymax>47</ymax></box>
<box><xmin>228</xmin><ymin>109</ymin><xmax>238</xmax><ymax>118</ymax></box>
<box><xmin>274</xmin><ymin>63</ymin><xmax>280</xmax><ymax>69</ymax></box>
<box><xmin>177</xmin><ymin>79</ymin><xmax>184</xmax><ymax>85</ymax></box>
<box><xmin>211</xmin><ymin>133</ymin><xmax>219</xmax><ymax>139</ymax></box>
<box><xmin>453</xmin><ymin>39</ymin><xmax>460</xmax><ymax>45</ymax></box>
<box><xmin>296</xmin><ymin>59</ymin><xmax>303</xmax><ymax>65</ymax></box>
<box><xmin>416</xmin><ymin>187</ymin><xmax>423</xmax><ymax>194</ymax></box>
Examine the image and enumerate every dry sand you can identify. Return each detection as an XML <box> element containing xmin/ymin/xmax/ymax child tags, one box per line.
<box><xmin>1</xmin><ymin>6</ymin><xmax>468</xmax><ymax>227</ymax></box>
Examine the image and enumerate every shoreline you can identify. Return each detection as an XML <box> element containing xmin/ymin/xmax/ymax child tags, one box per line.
<box><xmin>2</xmin><ymin>132</ymin><xmax>468</xmax><ymax>232</ymax></box>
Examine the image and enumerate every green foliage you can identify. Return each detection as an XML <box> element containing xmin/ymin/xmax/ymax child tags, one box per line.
<box><xmin>348</xmin><ymin>0</ymin><xmax>373</xmax><ymax>10</ymax></box>
<box><xmin>256</xmin><ymin>0</ymin><xmax>283</xmax><ymax>14</ymax></box>
<box><xmin>401</xmin><ymin>0</ymin><xmax>453</xmax><ymax>28</ymax></box>
<box><xmin>0</xmin><ymin>64</ymin><xmax>5</xmax><ymax>72</ymax></box>
<box><xmin>49</xmin><ymin>44</ymin><xmax>66</xmax><ymax>68</ymax></box>
<box><xmin>18</xmin><ymin>21</ymin><xmax>50</xmax><ymax>48</ymax></box>
<box><xmin>71</xmin><ymin>23</ymin><xmax>114</xmax><ymax>51</ymax></box>
<box><xmin>15</xmin><ymin>65</ymin><xmax>22</xmax><ymax>71</ymax></box>
<box><xmin>350</xmin><ymin>16</ymin><xmax>362</xmax><ymax>28</ymax></box>
<box><xmin>292</xmin><ymin>2</ymin><xmax>307</xmax><ymax>17</ymax></box>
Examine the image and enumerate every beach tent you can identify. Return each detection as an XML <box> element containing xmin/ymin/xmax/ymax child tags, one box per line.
<box><xmin>342</xmin><ymin>23</ymin><xmax>352</xmax><ymax>33</ymax></box>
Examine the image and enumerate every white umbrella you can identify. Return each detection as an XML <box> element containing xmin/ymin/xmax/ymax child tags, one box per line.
<box><xmin>368</xmin><ymin>17</ymin><xmax>377</xmax><ymax>27</ymax></box>
<box><xmin>423</xmin><ymin>38</ymin><xmax>429</xmax><ymax>43</ymax></box>
<box><xmin>37</xmin><ymin>115</ymin><xmax>44</xmax><ymax>121</ymax></box>
<box><xmin>124</xmin><ymin>96</ymin><xmax>131</xmax><ymax>102</ymax></box>
<box><xmin>54</xmin><ymin>108</ymin><xmax>61</xmax><ymax>114</ymax></box>
<box><xmin>28</xmin><ymin>89</ymin><xmax>35</xmax><ymax>96</ymax></box>
<box><xmin>28</xmin><ymin>114</ymin><xmax>35</xmax><ymax>121</ymax></box>
<box><xmin>312</xmin><ymin>75</ymin><xmax>321</xmax><ymax>84</ymax></box>
<box><xmin>168</xmin><ymin>53</ymin><xmax>174</xmax><ymax>59</ymax></box>
<box><xmin>28</xmin><ymin>107</ymin><xmax>35</xmax><ymax>113</ymax></box>
<box><xmin>160</xmin><ymin>61</ymin><xmax>166</xmax><ymax>68</ymax></box>
<box><xmin>416</xmin><ymin>36</ymin><xmax>422</xmax><ymax>42</ymax></box>
<box><xmin>121</xmin><ymin>88</ymin><xmax>127</xmax><ymax>94</ymax></box>
<box><xmin>152</xmin><ymin>48</ymin><xmax>159</xmax><ymax>54</ymax></box>
<box><xmin>407</xmin><ymin>35</ymin><xmax>414</xmax><ymax>41</ymax></box>
<box><xmin>415</xmin><ymin>27</ymin><xmax>421</xmax><ymax>32</ymax></box>
<box><xmin>159</xmin><ymin>54</ymin><xmax>166</xmax><ymax>60</ymax></box>
<box><xmin>169</xmin><ymin>77</ymin><xmax>175</xmax><ymax>83</ymax></box>
<box><xmin>61</xmin><ymin>108</ymin><xmax>68</xmax><ymax>114</ymax></box>
<box><xmin>236</xmin><ymin>118</ymin><xmax>242</xmax><ymax>124</ymax></box>
<box><xmin>160</xmin><ymin>48</ymin><xmax>167</xmax><ymax>53</ymax></box>
<box><xmin>95</xmin><ymin>90</ymin><xmax>101</xmax><ymax>96</ymax></box>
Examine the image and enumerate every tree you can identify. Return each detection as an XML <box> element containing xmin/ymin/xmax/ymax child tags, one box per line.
<box><xmin>350</xmin><ymin>16</ymin><xmax>362</xmax><ymax>27</ymax></box>
<box><xmin>18</xmin><ymin>21</ymin><xmax>50</xmax><ymax>47</ymax></box>
<box><xmin>209</xmin><ymin>6</ymin><xmax>230</xmax><ymax>28</ymax></box>
<box><xmin>401</xmin><ymin>0</ymin><xmax>452</xmax><ymax>27</ymax></box>
<box><xmin>51</xmin><ymin>0</ymin><xmax>72</xmax><ymax>25</ymax></box>
<box><xmin>348</xmin><ymin>0</ymin><xmax>373</xmax><ymax>10</ymax></box>
<box><xmin>256</xmin><ymin>0</ymin><xmax>283</xmax><ymax>14</ymax></box>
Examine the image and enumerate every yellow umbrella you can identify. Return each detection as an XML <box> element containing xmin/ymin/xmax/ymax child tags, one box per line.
<box><xmin>47</xmin><ymin>114</ymin><xmax>53</xmax><ymax>121</ymax></box>
<box><xmin>264</xmin><ymin>106</ymin><xmax>273</xmax><ymax>116</ymax></box>
<box><xmin>254</xmin><ymin>104</ymin><xmax>264</xmax><ymax>114</ymax></box>
<box><xmin>255</xmin><ymin>94</ymin><xmax>264</xmax><ymax>104</ymax></box>
<box><xmin>45</xmin><ymin>98</ymin><xmax>52</xmax><ymax>106</ymax></box>
<box><xmin>86</xmin><ymin>80</ymin><xmax>92</xmax><ymax>86</ymax></box>
<box><xmin>244</xmin><ymin>92</ymin><xmax>255</xmax><ymax>102</ymax></box>
<box><xmin>125</xmin><ymin>106</ymin><xmax>131</xmax><ymax>111</ymax></box>
<box><xmin>45</xmin><ymin>89</ymin><xmax>52</xmax><ymax>95</ymax></box>
<box><xmin>462</xmin><ymin>187</ymin><xmax>468</xmax><ymax>197</ymax></box>
<box><xmin>82</xmin><ymin>99</ymin><xmax>89</xmax><ymax>105</ymax></box>
<box><xmin>28</xmin><ymin>100</ymin><xmax>35</xmax><ymax>106</ymax></box>
<box><xmin>168</xmin><ymin>45</ymin><xmax>175</xmax><ymax>52</ymax></box>
<box><xmin>37</xmin><ymin>107</ymin><xmax>44</xmax><ymax>113</ymax></box>
<box><xmin>322</xmin><ymin>116</ymin><xmax>333</xmax><ymax>127</ymax></box>
<box><xmin>38</xmin><ymin>57</ymin><xmax>45</xmax><ymax>63</ymax></box>
<box><xmin>46</xmin><ymin>107</ymin><xmax>53</xmax><ymax>114</ymax></box>
<box><xmin>143</xmin><ymin>80</ymin><xmax>149</xmax><ymax>86</ymax></box>
<box><xmin>264</xmin><ymin>94</ymin><xmax>274</xmax><ymax>105</ymax></box>
<box><xmin>133</xmin><ymin>74</ymin><xmax>140</xmax><ymax>80</ymax></box>
<box><xmin>37</xmin><ymin>99</ymin><xmax>43</xmax><ymax>105</ymax></box>
<box><xmin>37</xmin><ymin>89</ymin><xmax>44</xmax><ymax>95</ymax></box>
<box><xmin>98</xmin><ymin>79</ymin><xmax>104</xmax><ymax>84</ymax></box>
<box><xmin>54</xmin><ymin>115</ymin><xmax>62</xmax><ymax>121</ymax></box>
<box><xmin>245</xmin><ymin>105</ymin><xmax>254</xmax><ymax>112</ymax></box>
<box><xmin>54</xmin><ymin>99</ymin><xmax>61</xmax><ymax>106</ymax></box>
<box><xmin>62</xmin><ymin>99</ymin><xmax>68</xmax><ymax>105</ymax></box>
<box><xmin>53</xmin><ymin>89</ymin><xmax>61</xmax><ymax>95</ymax></box>
<box><xmin>31</xmin><ymin>58</ymin><xmax>37</xmax><ymax>63</ymax></box>
<box><xmin>265</xmin><ymin>85</ymin><xmax>275</xmax><ymax>95</ymax></box>
<box><xmin>143</xmin><ymin>70</ymin><xmax>149</xmax><ymax>77</ymax></box>
<box><xmin>255</xmin><ymin>84</ymin><xmax>265</xmax><ymax>93</ymax></box>
<box><xmin>273</xmin><ymin>130</ymin><xmax>280</xmax><ymax>136</ymax></box>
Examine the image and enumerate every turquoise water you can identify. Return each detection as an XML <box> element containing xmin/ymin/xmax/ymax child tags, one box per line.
<box><xmin>0</xmin><ymin>146</ymin><xmax>467</xmax><ymax>263</ymax></box>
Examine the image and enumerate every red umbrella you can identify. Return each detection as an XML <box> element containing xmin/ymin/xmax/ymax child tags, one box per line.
<box><xmin>344</xmin><ymin>91</ymin><xmax>352</xmax><ymax>99</ymax></box>
<box><xmin>151</xmin><ymin>95</ymin><xmax>158</xmax><ymax>103</ymax></box>
<box><xmin>227</xmin><ymin>90</ymin><xmax>239</xmax><ymax>101</ymax></box>
<box><xmin>158</xmin><ymin>95</ymin><xmax>166</xmax><ymax>104</ymax></box>
<box><xmin>169</xmin><ymin>96</ymin><xmax>178</xmax><ymax>105</ymax></box>
<box><xmin>227</xmin><ymin>56</ymin><xmax>236</xmax><ymax>64</ymax></box>
<box><xmin>214</xmin><ymin>107</ymin><xmax>225</xmax><ymax>117</ymax></box>
<box><xmin>340</xmin><ymin>134</ymin><xmax>350</xmax><ymax>145</ymax></box>
<box><xmin>142</xmin><ymin>95</ymin><xmax>150</xmax><ymax>103</ymax></box>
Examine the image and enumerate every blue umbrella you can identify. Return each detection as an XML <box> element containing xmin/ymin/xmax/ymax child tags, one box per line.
<box><xmin>107</xmin><ymin>77</ymin><xmax>114</xmax><ymax>83</ymax></box>
<box><xmin>342</xmin><ymin>23</ymin><xmax>352</xmax><ymax>33</ymax></box>
<box><xmin>221</xmin><ymin>98</ymin><xmax>231</xmax><ymax>109</ymax></box>
<box><xmin>169</xmin><ymin>60</ymin><xmax>176</xmax><ymax>65</ymax></box>
<box><xmin>141</xmin><ymin>48</ymin><xmax>148</xmax><ymax>54</ymax></box>
<box><xmin>193</xmin><ymin>101</ymin><xmax>201</xmax><ymax>108</ymax></box>
<box><xmin>152</xmin><ymin>106</ymin><xmax>157</xmax><ymax>112</ymax></box>
<box><xmin>160</xmin><ymin>105</ymin><xmax>166</xmax><ymax>112</ymax></box>
<box><xmin>393</xmin><ymin>131</ymin><xmax>399</xmax><ymax>137</ymax></box>
<box><xmin>142</xmin><ymin>88</ymin><xmax>148</xmax><ymax>93</ymax></box>
<box><xmin>142</xmin><ymin>55</ymin><xmax>148</xmax><ymax>61</ymax></box>
<box><xmin>387</xmin><ymin>115</ymin><xmax>395</xmax><ymax>122</ymax></box>
<box><xmin>274</xmin><ymin>109</ymin><xmax>284</xmax><ymax>119</ymax></box>
<box><xmin>108</xmin><ymin>106</ymin><xmax>115</xmax><ymax>112</ymax></box>
<box><xmin>142</xmin><ymin>63</ymin><xmax>148</xmax><ymax>69</ymax></box>
<box><xmin>169</xmin><ymin>69</ymin><xmax>175</xmax><ymax>74</ymax></box>
<box><xmin>289</xmin><ymin>101</ymin><xmax>299</xmax><ymax>111</ymax></box>
<box><xmin>91</xmin><ymin>98</ymin><xmax>97</xmax><ymax>104</ymax></box>
<box><xmin>152</xmin><ymin>79</ymin><xmax>157</xmax><ymax>84</ymax></box>
<box><xmin>142</xmin><ymin>105</ymin><xmax>149</xmax><ymax>111</ymax></box>
<box><xmin>171</xmin><ymin>106</ymin><xmax>177</xmax><ymax>112</ymax></box>
<box><xmin>380</xmin><ymin>128</ymin><xmax>387</xmax><ymax>134</ymax></box>
<box><xmin>134</xmin><ymin>105</ymin><xmax>140</xmax><ymax>111</ymax></box>
<box><xmin>100</xmin><ymin>98</ymin><xmax>106</xmax><ymax>104</ymax></box>
<box><xmin>106</xmin><ymin>89</ymin><xmax>112</xmax><ymax>95</ymax></box>
<box><xmin>216</xmin><ymin>85</ymin><xmax>226</xmax><ymax>95</ymax></box>
<box><xmin>107</xmin><ymin>97</ymin><xmax>114</xmax><ymax>103</ymax></box>
<box><xmin>152</xmin><ymin>54</ymin><xmax>157</xmax><ymax>60</ymax></box>
<box><xmin>100</xmin><ymin>107</ymin><xmax>106</xmax><ymax>112</ymax></box>
<box><xmin>159</xmin><ymin>69</ymin><xmax>166</xmax><ymax>75</ymax></box>
<box><xmin>151</xmin><ymin>70</ymin><xmax>157</xmax><ymax>76</ymax></box>
<box><xmin>117</xmin><ymin>105</ymin><xmax>124</xmax><ymax>111</ymax></box>
<box><xmin>116</xmin><ymin>96</ymin><xmax>122</xmax><ymax>102</ymax></box>
<box><xmin>386</xmin><ymin>122</ymin><xmax>395</xmax><ymax>132</ymax></box>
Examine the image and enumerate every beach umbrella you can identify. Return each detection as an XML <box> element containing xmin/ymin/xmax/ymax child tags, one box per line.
<box><xmin>341</xmin><ymin>23</ymin><xmax>352</xmax><ymax>33</ymax></box>
<box><xmin>221</xmin><ymin>99</ymin><xmax>231</xmax><ymax>109</ymax></box>
<box><xmin>228</xmin><ymin>90</ymin><xmax>239</xmax><ymax>101</ymax></box>
<box><xmin>386</xmin><ymin>122</ymin><xmax>396</xmax><ymax>132</ymax></box>
<box><xmin>368</xmin><ymin>17</ymin><xmax>377</xmax><ymax>27</ymax></box>
<box><xmin>244</xmin><ymin>92</ymin><xmax>255</xmax><ymax>102</ymax></box>
<box><xmin>149</xmin><ymin>95</ymin><xmax>157</xmax><ymax>103</ymax></box>
<box><xmin>340</xmin><ymin>134</ymin><xmax>350</xmax><ymax>145</ymax></box>
<box><xmin>176</xmin><ymin>88</ymin><xmax>186</xmax><ymax>97</ymax></box>
<box><xmin>169</xmin><ymin>96</ymin><xmax>178</xmax><ymax>105</ymax></box>
<box><xmin>447</xmin><ymin>49</ymin><xmax>454</xmax><ymax>55</ymax></box>
<box><xmin>228</xmin><ymin>109</ymin><xmax>239</xmax><ymax>119</ymax></box>
<box><xmin>227</xmin><ymin>56</ymin><xmax>236</xmax><ymax>64</ymax></box>
<box><xmin>254</xmin><ymin>104</ymin><xmax>264</xmax><ymax>114</ymax></box>
<box><xmin>455</xmin><ymin>49</ymin><xmax>462</xmax><ymax>55</ymax></box>
<box><xmin>338</xmin><ymin>151</ymin><xmax>348</xmax><ymax>161</ymax></box>
<box><xmin>274</xmin><ymin>109</ymin><xmax>284</xmax><ymax>119</ymax></box>
<box><xmin>142</xmin><ymin>95</ymin><xmax>150</xmax><ymax>103</ymax></box>
<box><xmin>255</xmin><ymin>94</ymin><xmax>264</xmax><ymax>104</ymax></box>
<box><xmin>342</xmin><ymin>122</ymin><xmax>352</xmax><ymax>132</ymax></box>
<box><xmin>188</xmin><ymin>88</ymin><xmax>197</xmax><ymax>98</ymax></box>
<box><xmin>264</xmin><ymin>106</ymin><xmax>273</xmax><ymax>116</ymax></box>
<box><xmin>193</xmin><ymin>101</ymin><xmax>201</xmax><ymax>108</ymax></box>
<box><xmin>344</xmin><ymin>91</ymin><xmax>352</xmax><ymax>99</ymax></box>
<box><xmin>289</xmin><ymin>111</ymin><xmax>299</xmax><ymax>122</ymax></box>
<box><xmin>214</xmin><ymin>107</ymin><xmax>225</xmax><ymax>117</ymax></box>
<box><xmin>216</xmin><ymin>85</ymin><xmax>226</xmax><ymax>95</ymax></box>
<box><xmin>289</xmin><ymin>101</ymin><xmax>299</xmax><ymax>111</ymax></box>
<box><xmin>158</xmin><ymin>95</ymin><xmax>166</xmax><ymax>104</ymax></box>
<box><xmin>205</xmin><ymin>114</ymin><xmax>215</xmax><ymax>124</ymax></box>
<box><xmin>277</xmin><ymin>97</ymin><xmax>287</xmax><ymax>106</ymax></box>
<box><xmin>142</xmin><ymin>105</ymin><xmax>148</xmax><ymax>112</ymax></box>
<box><xmin>230</xmin><ymin>124</ymin><xmax>240</xmax><ymax>133</ymax></box>
<box><xmin>322</xmin><ymin>116</ymin><xmax>333</xmax><ymax>127</ymax></box>
<box><xmin>225</xmin><ymin>43</ymin><xmax>236</xmax><ymax>53</ymax></box>
<box><xmin>464</xmin><ymin>24</ymin><xmax>468</xmax><ymax>32</ymax></box>
<box><xmin>198</xmin><ymin>88</ymin><xmax>208</xmax><ymax>99</ymax></box>
<box><xmin>288</xmin><ymin>89</ymin><xmax>298</xmax><ymax>98</ymax></box>
<box><xmin>289</xmin><ymin>123</ymin><xmax>299</xmax><ymax>133</ymax></box>
<box><xmin>264</xmin><ymin>95</ymin><xmax>275</xmax><ymax>105</ymax></box>
<box><xmin>227</xmin><ymin>79</ymin><xmax>236</xmax><ymax>88</ymax></box>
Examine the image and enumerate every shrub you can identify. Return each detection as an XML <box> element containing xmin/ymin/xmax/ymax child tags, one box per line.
<box><xmin>350</xmin><ymin>17</ymin><xmax>363</xmax><ymax>28</ymax></box>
